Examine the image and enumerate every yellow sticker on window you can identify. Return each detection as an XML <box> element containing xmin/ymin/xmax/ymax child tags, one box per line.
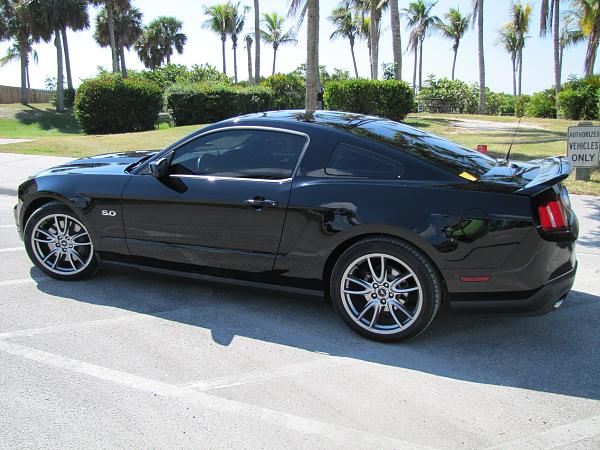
<box><xmin>459</xmin><ymin>172</ymin><xmax>477</xmax><ymax>181</ymax></box>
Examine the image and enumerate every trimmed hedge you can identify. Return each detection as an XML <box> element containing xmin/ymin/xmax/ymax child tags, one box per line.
<box><xmin>261</xmin><ymin>73</ymin><xmax>305</xmax><ymax>110</ymax></box>
<box><xmin>165</xmin><ymin>82</ymin><xmax>272</xmax><ymax>126</ymax></box>
<box><xmin>74</xmin><ymin>76</ymin><xmax>162</xmax><ymax>134</ymax></box>
<box><xmin>558</xmin><ymin>85</ymin><xmax>598</xmax><ymax>120</ymax></box>
<box><xmin>324</xmin><ymin>79</ymin><xmax>413</xmax><ymax>120</ymax></box>
<box><xmin>525</xmin><ymin>89</ymin><xmax>556</xmax><ymax>118</ymax></box>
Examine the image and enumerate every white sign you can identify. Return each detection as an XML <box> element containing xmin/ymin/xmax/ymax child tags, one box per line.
<box><xmin>567</xmin><ymin>126</ymin><xmax>600</xmax><ymax>167</ymax></box>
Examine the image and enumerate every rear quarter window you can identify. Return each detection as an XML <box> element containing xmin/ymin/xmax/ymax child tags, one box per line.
<box><xmin>325</xmin><ymin>143</ymin><xmax>404</xmax><ymax>178</ymax></box>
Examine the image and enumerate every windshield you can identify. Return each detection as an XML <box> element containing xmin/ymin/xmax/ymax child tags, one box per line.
<box><xmin>350</xmin><ymin>119</ymin><xmax>497</xmax><ymax>178</ymax></box>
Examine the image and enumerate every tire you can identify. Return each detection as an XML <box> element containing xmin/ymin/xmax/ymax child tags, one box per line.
<box><xmin>330</xmin><ymin>237</ymin><xmax>442</xmax><ymax>342</ymax></box>
<box><xmin>24</xmin><ymin>202</ymin><xmax>99</xmax><ymax>281</ymax></box>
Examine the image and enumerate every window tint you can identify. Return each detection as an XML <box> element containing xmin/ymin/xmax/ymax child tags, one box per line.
<box><xmin>169</xmin><ymin>129</ymin><xmax>307</xmax><ymax>179</ymax></box>
<box><xmin>325</xmin><ymin>143</ymin><xmax>403</xmax><ymax>178</ymax></box>
<box><xmin>350</xmin><ymin>119</ymin><xmax>496</xmax><ymax>178</ymax></box>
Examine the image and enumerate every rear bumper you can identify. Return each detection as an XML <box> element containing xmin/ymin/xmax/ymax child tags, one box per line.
<box><xmin>449</xmin><ymin>261</ymin><xmax>577</xmax><ymax>315</ymax></box>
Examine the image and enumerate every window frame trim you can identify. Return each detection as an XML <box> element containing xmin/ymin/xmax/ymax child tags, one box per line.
<box><xmin>137</xmin><ymin>125</ymin><xmax>311</xmax><ymax>183</ymax></box>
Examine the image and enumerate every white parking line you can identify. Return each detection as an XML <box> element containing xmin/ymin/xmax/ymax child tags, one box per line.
<box><xmin>490</xmin><ymin>414</ymin><xmax>600</xmax><ymax>449</ymax></box>
<box><xmin>181</xmin><ymin>358</ymin><xmax>343</xmax><ymax>391</ymax></box>
<box><xmin>0</xmin><ymin>339</ymin><xmax>427</xmax><ymax>449</ymax></box>
<box><xmin>0</xmin><ymin>246</ymin><xmax>23</xmax><ymax>253</ymax></box>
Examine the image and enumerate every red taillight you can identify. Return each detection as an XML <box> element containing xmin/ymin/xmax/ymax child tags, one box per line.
<box><xmin>538</xmin><ymin>200</ymin><xmax>567</xmax><ymax>232</ymax></box>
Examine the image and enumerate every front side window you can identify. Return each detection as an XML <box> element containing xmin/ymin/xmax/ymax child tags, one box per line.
<box><xmin>325</xmin><ymin>143</ymin><xmax>403</xmax><ymax>178</ymax></box>
<box><xmin>170</xmin><ymin>129</ymin><xmax>307</xmax><ymax>180</ymax></box>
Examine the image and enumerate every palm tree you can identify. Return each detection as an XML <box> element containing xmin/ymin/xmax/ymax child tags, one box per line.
<box><xmin>0</xmin><ymin>39</ymin><xmax>38</xmax><ymax>91</ymax></box>
<box><xmin>402</xmin><ymin>1</ymin><xmax>440</xmax><ymax>91</ymax></box>
<box><xmin>229</xmin><ymin>2</ymin><xmax>249</xmax><ymax>83</ymax></box>
<box><xmin>94</xmin><ymin>5</ymin><xmax>143</xmax><ymax>77</ymax></box>
<box><xmin>389</xmin><ymin>0</ymin><xmax>402</xmax><ymax>80</ymax></box>
<box><xmin>260</xmin><ymin>12</ymin><xmax>297</xmax><ymax>75</ymax></box>
<box><xmin>328</xmin><ymin>1</ymin><xmax>360</xmax><ymax>78</ymax></box>
<box><xmin>509</xmin><ymin>1</ymin><xmax>532</xmax><ymax>96</ymax></box>
<box><xmin>253</xmin><ymin>0</ymin><xmax>260</xmax><ymax>83</ymax></box>
<box><xmin>572</xmin><ymin>0</ymin><xmax>600</xmax><ymax>77</ymax></box>
<box><xmin>473</xmin><ymin>0</ymin><xmax>485</xmax><ymax>113</ymax></box>
<box><xmin>90</xmin><ymin>0</ymin><xmax>131</xmax><ymax>73</ymax></box>
<box><xmin>59</xmin><ymin>0</ymin><xmax>88</xmax><ymax>93</ymax></box>
<box><xmin>135</xmin><ymin>16</ymin><xmax>187</xmax><ymax>69</ymax></box>
<box><xmin>203</xmin><ymin>3</ymin><xmax>233</xmax><ymax>75</ymax></box>
<box><xmin>245</xmin><ymin>33</ymin><xmax>253</xmax><ymax>82</ymax></box>
<box><xmin>540</xmin><ymin>0</ymin><xmax>564</xmax><ymax>110</ymax></box>
<box><xmin>497</xmin><ymin>25</ymin><xmax>519</xmax><ymax>96</ymax></box>
<box><xmin>437</xmin><ymin>8</ymin><xmax>469</xmax><ymax>80</ymax></box>
<box><xmin>0</xmin><ymin>0</ymin><xmax>37</xmax><ymax>104</ymax></box>
<box><xmin>357</xmin><ymin>14</ymin><xmax>372</xmax><ymax>69</ymax></box>
<box><xmin>369</xmin><ymin>0</ymin><xmax>389</xmax><ymax>80</ymax></box>
<box><xmin>559</xmin><ymin>12</ymin><xmax>584</xmax><ymax>75</ymax></box>
<box><xmin>289</xmin><ymin>0</ymin><xmax>319</xmax><ymax>112</ymax></box>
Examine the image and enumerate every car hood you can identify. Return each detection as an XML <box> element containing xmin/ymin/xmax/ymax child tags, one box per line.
<box><xmin>36</xmin><ymin>150</ymin><xmax>158</xmax><ymax>177</ymax></box>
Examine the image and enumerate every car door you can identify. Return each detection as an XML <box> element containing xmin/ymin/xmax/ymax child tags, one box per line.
<box><xmin>121</xmin><ymin>127</ymin><xmax>308</xmax><ymax>280</ymax></box>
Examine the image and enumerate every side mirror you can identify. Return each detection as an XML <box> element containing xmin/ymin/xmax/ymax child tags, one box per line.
<box><xmin>148</xmin><ymin>151</ymin><xmax>173</xmax><ymax>179</ymax></box>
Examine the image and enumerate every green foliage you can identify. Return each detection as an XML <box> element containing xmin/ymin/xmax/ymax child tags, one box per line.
<box><xmin>525</xmin><ymin>89</ymin><xmax>556</xmax><ymax>118</ymax></box>
<box><xmin>165</xmin><ymin>82</ymin><xmax>272</xmax><ymax>126</ymax></box>
<box><xmin>261</xmin><ymin>73</ymin><xmax>305</xmax><ymax>109</ymax></box>
<box><xmin>557</xmin><ymin>76</ymin><xmax>599</xmax><ymax>120</ymax></box>
<box><xmin>133</xmin><ymin>63</ymin><xmax>230</xmax><ymax>91</ymax></box>
<box><xmin>74</xmin><ymin>75</ymin><xmax>162</xmax><ymax>134</ymax></box>
<box><xmin>418</xmin><ymin>77</ymin><xmax>478</xmax><ymax>114</ymax></box>
<box><xmin>291</xmin><ymin>64</ymin><xmax>351</xmax><ymax>84</ymax></box>
<box><xmin>324</xmin><ymin>79</ymin><xmax>413</xmax><ymax>120</ymax></box>
<box><xmin>514</xmin><ymin>95</ymin><xmax>530</xmax><ymax>117</ymax></box>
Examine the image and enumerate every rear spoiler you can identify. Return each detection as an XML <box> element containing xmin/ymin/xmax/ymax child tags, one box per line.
<box><xmin>516</xmin><ymin>157</ymin><xmax>572</xmax><ymax>195</ymax></box>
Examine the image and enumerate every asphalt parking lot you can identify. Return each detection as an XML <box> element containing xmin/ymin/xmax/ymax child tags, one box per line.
<box><xmin>1</xmin><ymin>152</ymin><xmax>599</xmax><ymax>449</ymax></box>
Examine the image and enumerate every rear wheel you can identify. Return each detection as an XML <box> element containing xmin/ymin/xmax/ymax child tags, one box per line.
<box><xmin>24</xmin><ymin>202</ymin><xmax>99</xmax><ymax>280</ymax></box>
<box><xmin>330</xmin><ymin>237</ymin><xmax>442</xmax><ymax>342</ymax></box>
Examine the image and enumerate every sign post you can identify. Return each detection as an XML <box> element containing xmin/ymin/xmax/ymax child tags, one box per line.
<box><xmin>567</xmin><ymin>123</ymin><xmax>600</xmax><ymax>181</ymax></box>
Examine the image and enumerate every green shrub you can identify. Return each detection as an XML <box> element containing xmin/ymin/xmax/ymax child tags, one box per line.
<box><xmin>261</xmin><ymin>73</ymin><xmax>305</xmax><ymax>110</ymax></box>
<box><xmin>417</xmin><ymin>77</ymin><xmax>478</xmax><ymax>114</ymax></box>
<box><xmin>74</xmin><ymin>75</ymin><xmax>162</xmax><ymax>134</ymax></box>
<box><xmin>324</xmin><ymin>79</ymin><xmax>413</xmax><ymax>120</ymax></box>
<box><xmin>496</xmin><ymin>93</ymin><xmax>516</xmax><ymax>116</ymax></box>
<box><xmin>165</xmin><ymin>82</ymin><xmax>272</xmax><ymax>126</ymax></box>
<box><xmin>525</xmin><ymin>89</ymin><xmax>556</xmax><ymax>118</ymax></box>
<box><xmin>514</xmin><ymin>95</ymin><xmax>530</xmax><ymax>117</ymax></box>
<box><xmin>558</xmin><ymin>84</ymin><xmax>598</xmax><ymax>120</ymax></box>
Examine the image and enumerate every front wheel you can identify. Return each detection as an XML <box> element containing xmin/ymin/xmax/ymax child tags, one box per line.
<box><xmin>24</xmin><ymin>202</ymin><xmax>99</xmax><ymax>281</ymax></box>
<box><xmin>330</xmin><ymin>237</ymin><xmax>442</xmax><ymax>342</ymax></box>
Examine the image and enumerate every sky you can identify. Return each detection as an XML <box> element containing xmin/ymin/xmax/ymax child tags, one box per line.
<box><xmin>0</xmin><ymin>0</ymin><xmax>590</xmax><ymax>94</ymax></box>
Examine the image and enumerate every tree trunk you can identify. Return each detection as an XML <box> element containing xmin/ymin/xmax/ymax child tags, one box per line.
<box><xmin>26</xmin><ymin>64</ymin><xmax>30</xmax><ymax>91</ymax></box>
<box><xmin>19</xmin><ymin>42</ymin><xmax>28</xmax><ymax>105</ymax></box>
<box><xmin>559</xmin><ymin>46</ymin><xmax>564</xmax><ymax>78</ymax></box>
<box><xmin>585</xmin><ymin>31</ymin><xmax>599</xmax><ymax>77</ymax></box>
<box><xmin>350</xmin><ymin>38</ymin><xmax>359</xmax><ymax>78</ymax></box>
<box><xmin>221</xmin><ymin>34</ymin><xmax>227</xmax><ymax>74</ymax></box>
<box><xmin>233</xmin><ymin>41</ymin><xmax>238</xmax><ymax>83</ymax></box>
<box><xmin>389</xmin><ymin>0</ymin><xmax>402</xmax><ymax>80</ymax></box>
<box><xmin>246</xmin><ymin>38</ymin><xmax>253</xmax><ymax>83</ymax></box>
<box><xmin>451</xmin><ymin>46</ymin><xmax>458</xmax><ymax>80</ymax></box>
<box><xmin>166</xmin><ymin>53</ymin><xmax>171</xmax><ymax>65</ymax></box>
<box><xmin>553</xmin><ymin>0</ymin><xmax>561</xmax><ymax>111</ymax></box>
<box><xmin>120</xmin><ymin>44</ymin><xmax>127</xmax><ymax>78</ymax></box>
<box><xmin>477</xmin><ymin>0</ymin><xmax>485</xmax><ymax>113</ymax></box>
<box><xmin>512</xmin><ymin>56</ymin><xmax>516</xmax><ymax>97</ymax></box>
<box><xmin>369</xmin><ymin>1</ymin><xmax>379</xmax><ymax>79</ymax></box>
<box><xmin>272</xmin><ymin>46</ymin><xmax>277</xmax><ymax>75</ymax></box>
<box><xmin>61</xmin><ymin>27</ymin><xmax>73</xmax><ymax>91</ymax></box>
<box><xmin>55</xmin><ymin>28</ymin><xmax>65</xmax><ymax>112</ymax></box>
<box><xmin>412</xmin><ymin>48</ymin><xmax>417</xmax><ymax>95</ymax></box>
<box><xmin>518</xmin><ymin>47</ymin><xmax>523</xmax><ymax>96</ymax></box>
<box><xmin>305</xmin><ymin>0</ymin><xmax>319</xmax><ymax>112</ymax></box>
<box><xmin>107</xmin><ymin>2</ymin><xmax>119</xmax><ymax>73</ymax></box>
<box><xmin>254</xmin><ymin>0</ymin><xmax>260</xmax><ymax>83</ymax></box>
<box><xmin>418</xmin><ymin>39</ymin><xmax>423</xmax><ymax>89</ymax></box>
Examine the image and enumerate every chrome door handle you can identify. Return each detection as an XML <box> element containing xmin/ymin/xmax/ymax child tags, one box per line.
<box><xmin>244</xmin><ymin>198</ymin><xmax>278</xmax><ymax>209</ymax></box>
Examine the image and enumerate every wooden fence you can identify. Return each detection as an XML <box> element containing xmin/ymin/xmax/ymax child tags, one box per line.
<box><xmin>0</xmin><ymin>85</ymin><xmax>51</xmax><ymax>104</ymax></box>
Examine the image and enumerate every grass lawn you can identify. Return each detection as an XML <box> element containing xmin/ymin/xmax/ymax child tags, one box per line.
<box><xmin>0</xmin><ymin>103</ymin><xmax>598</xmax><ymax>195</ymax></box>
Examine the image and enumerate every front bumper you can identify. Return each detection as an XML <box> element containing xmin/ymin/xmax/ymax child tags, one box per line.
<box><xmin>14</xmin><ymin>201</ymin><xmax>23</xmax><ymax>240</ymax></box>
<box><xmin>449</xmin><ymin>261</ymin><xmax>577</xmax><ymax>315</ymax></box>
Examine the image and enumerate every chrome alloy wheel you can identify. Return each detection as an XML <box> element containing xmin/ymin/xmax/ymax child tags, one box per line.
<box><xmin>30</xmin><ymin>214</ymin><xmax>94</xmax><ymax>275</ymax></box>
<box><xmin>340</xmin><ymin>253</ymin><xmax>423</xmax><ymax>334</ymax></box>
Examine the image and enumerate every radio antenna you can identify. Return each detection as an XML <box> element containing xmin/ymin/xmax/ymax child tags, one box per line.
<box><xmin>505</xmin><ymin>117</ymin><xmax>522</xmax><ymax>161</ymax></box>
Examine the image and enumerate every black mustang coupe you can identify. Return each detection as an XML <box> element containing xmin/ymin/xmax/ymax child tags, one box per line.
<box><xmin>14</xmin><ymin>111</ymin><xmax>578</xmax><ymax>341</ymax></box>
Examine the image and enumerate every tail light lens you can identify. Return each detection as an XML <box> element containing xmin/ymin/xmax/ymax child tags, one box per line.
<box><xmin>538</xmin><ymin>200</ymin><xmax>567</xmax><ymax>232</ymax></box>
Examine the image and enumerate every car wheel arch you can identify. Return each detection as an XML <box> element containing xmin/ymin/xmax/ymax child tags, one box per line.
<box><xmin>22</xmin><ymin>195</ymin><xmax>83</xmax><ymax>230</ymax></box>
<box><xmin>321</xmin><ymin>231</ymin><xmax>447</xmax><ymax>299</ymax></box>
